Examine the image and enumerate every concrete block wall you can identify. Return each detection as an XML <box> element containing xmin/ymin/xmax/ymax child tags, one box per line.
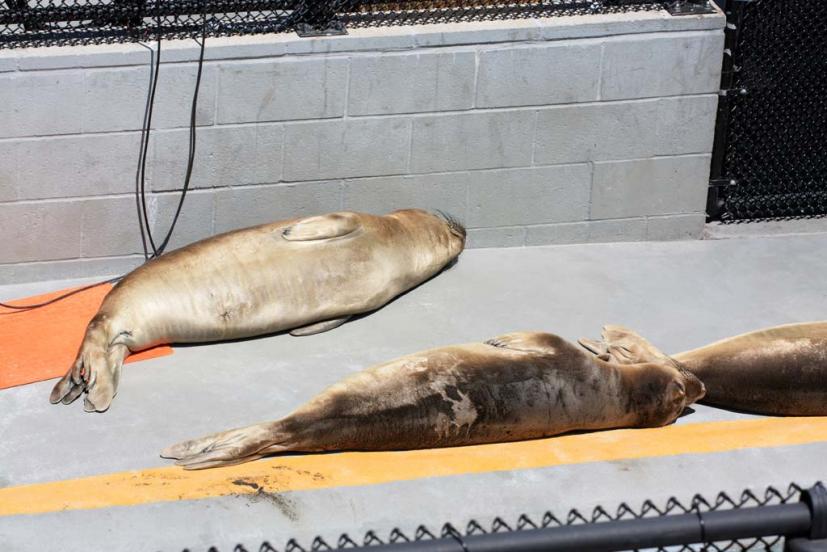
<box><xmin>0</xmin><ymin>9</ymin><xmax>725</xmax><ymax>283</ymax></box>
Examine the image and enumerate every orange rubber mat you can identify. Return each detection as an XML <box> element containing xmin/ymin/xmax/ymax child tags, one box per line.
<box><xmin>0</xmin><ymin>284</ymin><xmax>172</xmax><ymax>389</ymax></box>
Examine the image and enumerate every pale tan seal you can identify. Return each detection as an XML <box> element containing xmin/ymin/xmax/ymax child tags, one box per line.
<box><xmin>579</xmin><ymin>322</ymin><xmax>827</xmax><ymax>416</ymax></box>
<box><xmin>50</xmin><ymin>209</ymin><xmax>466</xmax><ymax>412</ymax></box>
<box><xmin>161</xmin><ymin>331</ymin><xmax>705</xmax><ymax>469</ymax></box>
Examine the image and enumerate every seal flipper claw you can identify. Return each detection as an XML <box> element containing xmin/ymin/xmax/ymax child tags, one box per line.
<box><xmin>578</xmin><ymin>337</ymin><xmax>606</xmax><ymax>355</ymax></box>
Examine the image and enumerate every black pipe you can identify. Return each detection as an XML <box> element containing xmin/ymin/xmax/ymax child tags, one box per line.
<box><xmin>353</xmin><ymin>502</ymin><xmax>813</xmax><ymax>552</ymax></box>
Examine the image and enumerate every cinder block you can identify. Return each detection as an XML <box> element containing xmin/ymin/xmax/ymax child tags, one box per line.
<box><xmin>525</xmin><ymin>222</ymin><xmax>589</xmax><ymax>246</ymax></box>
<box><xmin>0</xmin><ymin>142</ymin><xmax>18</xmax><ymax>202</ymax></box>
<box><xmin>83</xmin><ymin>63</ymin><xmax>217</xmax><ymax>133</ymax></box>
<box><xmin>10</xmin><ymin>133</ymin><xmax>143</xmax><ymax>201</ymax></box>
<box><xmin>476</xmin><ymin>42</ymin><xmax>601</xmax><ymax>108</ymax></box>
<box><xmin>412</xmin><ymin>19</ymin><xmax>542</xmax><ymax>48</ymax></box>
<box><xmin>213</xmin><ymin>181</ymin><xmax>342</xmax><ymax>233</ymax></box>
<box><xmin>348</xmin><ymin>50</ymin><xmax>475</xmax><ymax>116</ymax></box>
<box><xmin>468</xmin><ymin>165</ymin><xmax>591</xmax><ymax>227</ymax></box>
<box><xmin>0</xmin><ymin>200</ymin><xmax>83</xmax><ymax>263</ymax></box>
<box><xmin>601</xmin><ymin>31</ymin><xmax>724</xmax><ymax>101</ymax></box>
<box><xmin>79</xmin><ymin>196</ymin><xmax>144</xmax><ymax>257</ymax></box>
<box><xmin>283</xmin><ymin>118</ymin><xmax>411</xmax><ymax>181</ymax></box>
<box><xmin>411</xmin><ymin>110</ymin><xmax>535</xmax><ymax>173</ymax></box>
<box><xmin>587</xmin><ymin>217</ymin><xmax>647</xmax><ymax>243</ymax></box>
<box><xmin>343</xmin><ymin>173</ymin><xmax>469</xmax><ymax>218</ymax></box>
<box><xmin>538</xmin><ymin>9</ymin><xmax>724</xmax><ymax>41</ymax></box>
<box><xmin>654</xmin><ymin>95</ymin><xmax>718</xmax><ymax>156</ymax></box>
<box><xmin>466</xmin><ymin>226</ymin><xmax>526</xmax><ymax>249</ymax></box>
<box><xmin>534</xmin><ymin>96</ymin><xmax>717</xmax><ymax>164</ymax></box>
<box><xmin>591</xmin><ymin>155</ymin><xmax>711</xmax><ymax>219</ymax></box>
<box><xmin>17</xmin><ymin>43</ymin><xmax>147</xmax><ymax>71</ymax></box>
<box><xmin>150</xmin><ymin>190</ymin><xmax>216</xmax><ymax>252</ymax></box>
<box><xmin>0</xmin><ymin>71</ymin><xmax>84</xmax><ymax>138</ymax></box>
<box><xmin>647</xmin><ymin>213</ymin><xmax>705</xmax><ymax>240</ymax></box>
<box><xmin>0</xmin><ymin>255</ymin><xmax>144</xmax><ymax>285</ymax></box>
<box><xmin>216</xmin><ymin>57</ymin><xmax>347</xmax><ymax>124</ymax></box>
<box><xmin>151</xmin><ymin>124</ymin><xmax>283</xmax><ymax>191</ymax></box>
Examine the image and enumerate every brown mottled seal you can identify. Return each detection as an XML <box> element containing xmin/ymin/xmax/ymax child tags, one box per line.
<box><xmin>579</xmin><ymin>322</ymin><xmax>827</xmax><ymax>416</ymax></box>
<box><xmin>161</xmin><ymin>331</ymin><xmax>705</xmax><ymax>469</ymax></box>
<box><xmin>50</xmin><ymin>209</ymin><xmax>466</xmax><ymax>413</ymax></box>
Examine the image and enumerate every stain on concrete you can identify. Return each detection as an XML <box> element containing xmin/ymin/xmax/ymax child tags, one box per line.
<box><xmin>232</xmin><ymin>478</ymin><xmax>299</xmax><ymax>521</ymax></box>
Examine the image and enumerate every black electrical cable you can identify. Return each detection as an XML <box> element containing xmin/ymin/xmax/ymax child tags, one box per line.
<box><xmin>155</xmin><ymin>9</ymin><xmax>208</xmax><ymax>257</ymax></box>
<box><xmin>3</xmin><ymin>12</ymin><xmax>209</xmax><ymax>312</ymax></box>
<box><xmin>0</xmin><ymin>276</ymin><xmax>123</xmax><ymax>312</ymax></box>
<box><xmin>137</xmin><ymin>7</ymin><xmax>164</xmax><ymax>259</ymax></box>
<box><xmin>135</xmin><ymin>41</ymin><xmax>158</xmax><ymax>261</ymax></box>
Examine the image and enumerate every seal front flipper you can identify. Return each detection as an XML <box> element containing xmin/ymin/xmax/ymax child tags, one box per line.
<box><xmin>290</xmin><ymin>316</ymin><xmax>351</xmax><ymax>336</ymax></box>
<box><xmin>579</xmin><ymin>325</ymin><xmax>671</xmax><ymax>365</ymax></box>
<box><xmin>485</xmin><ymin>331</ymin><xmax>563</xmax><ymax>355</ymax></box>
<box><xmin>281</xmin><ymin>212</ymin><xmax>361</xmax><ymax>241</ymax></box>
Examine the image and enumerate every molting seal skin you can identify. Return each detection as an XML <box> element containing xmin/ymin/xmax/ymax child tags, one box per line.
<box><xmin>162</xmin><ymin>331</ymin><xmax>705</xmax><ymax>469</ymax></box>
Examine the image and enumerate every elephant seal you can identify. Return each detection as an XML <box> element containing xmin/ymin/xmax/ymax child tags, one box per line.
<box><xmin>579</xmin><ymin>322</ymin><xmax>827</xmax><ymax>416</ymax></box>
<box><xmin>50</xmin><ymin>209</ymin><xmax>466</xmax><ymax>413</ymax></box>
<box><xmin>161</xmin><ymin>331</ymin><xmax>705</xmax><ymax>469</ymax></box>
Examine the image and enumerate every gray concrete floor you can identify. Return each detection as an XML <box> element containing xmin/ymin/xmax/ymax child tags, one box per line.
<box><xmin>2</xmin><ymin>234</ymin><xmax>827</xmax><ymax>551</ymax></box>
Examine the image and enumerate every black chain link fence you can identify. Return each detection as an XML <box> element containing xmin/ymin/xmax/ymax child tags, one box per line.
<box><xmin>187</xmin><ymin>482</ymin><xmax>821</xmax><ymax>551</ymax></box>
<box><xmin>0</xmin><ymin>0</ymin><xmax>667</xmax><ymax>48</ymax></box>
<box><xmin>708</xmin><ymin>0</ymin><xmax>827</xmax><ymax>220</ymax></box>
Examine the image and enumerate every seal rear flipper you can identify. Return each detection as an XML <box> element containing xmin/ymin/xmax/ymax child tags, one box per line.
<box><xmin>290</xmin><ymin>316</ymin><xmax>351</xmax><ymax>336</ymax></box>
<box><xmin>281</xmin><ymin>212</ymin><xmax>361</xmax><ymax>242</ymax></box>
<box><xmin>49</xmin><ymin>318</ymin><xmax>128</xmax><ymax>412</ymax></box>
<box><xmin>485</xmin><ymin>331</ymin><xmax>563</xmax><ymax>356</ymax></box>
<box><xmin>162</xmin><ymin>422</ymin><xmax>290</xmax><ymax>470</ymax></box>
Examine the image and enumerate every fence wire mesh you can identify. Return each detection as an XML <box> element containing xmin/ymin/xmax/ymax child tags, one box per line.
<box><xmin>188</xmin><ymin>482</ymin><xmax>813</xmax><ymax>552</ymax></box>
<box><xmin>711</xmin><ymin>0</ymin><xmax>827</xmax><ymax>220</ymax></box>
<box><xmin>0</xmin><ymin>0</ymin><xmax>665</xmax><ymax>48</ymax></box>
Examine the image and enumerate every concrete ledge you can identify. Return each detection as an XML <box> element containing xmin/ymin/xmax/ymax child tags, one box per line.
<box><xmin>705</xmin><ymin>218</ymin><xmax>827</xmax><ymax>239</ymax></box>
<box><xmin>0</xmin><ymin>9</ymin><xmax>724</xmax><ymax>71</ymax></box>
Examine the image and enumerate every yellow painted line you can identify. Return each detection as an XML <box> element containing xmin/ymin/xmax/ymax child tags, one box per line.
<box><xmin>2</xmin><ymin>417</ymin><xmax>826</xmax><ymax>517</ymax></box>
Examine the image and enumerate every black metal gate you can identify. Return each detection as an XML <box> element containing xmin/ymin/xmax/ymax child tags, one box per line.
<box><xmin>707</xmin><ymin>0</ymin><xmax>827</xmax><ymax>221</ymax></box>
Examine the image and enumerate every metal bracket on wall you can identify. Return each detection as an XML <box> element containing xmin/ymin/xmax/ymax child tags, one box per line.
<box><xmin>707</xmin><ymin>177</ymin><xmax>737</xmax><ymax>220</ymax></box>
<box><xmin>666</xmin><ymin>0</ymin><xmax>717</xmax><ymax>15</ymax></box>
<box><xmin>295</xmin><ymin>19</ymin><xmax>347</xmax><ymax>37</ymax></box>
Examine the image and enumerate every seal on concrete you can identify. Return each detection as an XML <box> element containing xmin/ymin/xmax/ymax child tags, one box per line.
<box><xmin>579</xmin><ymin>322</ymin><xmax>827</xmax><ymax>416</ymax></box>
<box><xmin>161</xmin><ymin>331</ymin><xmax>706</xmax><ymax>469</ymax></box>
<box><xmin>50</xmin><ymin>209</ymin><xmax>466</xmax><ymax>412</ymax></box>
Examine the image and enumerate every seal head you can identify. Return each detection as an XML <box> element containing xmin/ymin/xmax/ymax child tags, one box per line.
<box><xmin>622</xmin><ymin>362</ymin><xmax>706</xmax><ymax>427</ymax></box>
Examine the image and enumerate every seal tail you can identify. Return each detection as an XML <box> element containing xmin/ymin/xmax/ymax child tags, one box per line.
<box><xmin>49</xmin><ymin>315</ymin><xmax>128</xmax><ymax>412</ymax></box>
<box><xmin>161</xmin><ymin>421</ymin><xmax>292</xmax><ymax>470</ymax></box>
